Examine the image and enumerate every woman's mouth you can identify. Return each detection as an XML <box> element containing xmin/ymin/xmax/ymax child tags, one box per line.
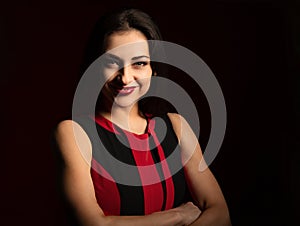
<box><xmin>109</xmin><ymin>84</ymin><xmax>137</xmax><ymax>95</ymax></box>
<box><xmin>117</xmin><ymin>86</ymin><xmax>137</xmax><ymax>95</ymax></box>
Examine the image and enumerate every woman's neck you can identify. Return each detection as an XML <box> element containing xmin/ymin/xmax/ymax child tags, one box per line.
<box><xmin>98</xmin><ymin>101</ymin><xmax>147</xmax><ymax>134</ymax></box>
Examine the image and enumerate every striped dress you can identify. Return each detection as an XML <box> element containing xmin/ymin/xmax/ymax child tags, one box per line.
<box><xmin>75</xmin><ymin>114</ymin><xmax>191</xmax><ymax>216</ymax></box>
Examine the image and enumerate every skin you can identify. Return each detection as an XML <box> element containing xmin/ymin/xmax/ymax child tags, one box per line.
<box><xmin>54</xmin><ymin>29</ymin><xmax>231</xmax><ymax>226</ymax></box>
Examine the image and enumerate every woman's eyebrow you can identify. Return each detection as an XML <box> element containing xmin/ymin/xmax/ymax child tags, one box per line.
<box><xmin>105</xmin><ymin>53</ymin><xmax>122</xmax><ymax>61</ymax></box>
<box><xmin>131</xmin><ymin>55</ymin><xmax>150</xmax><ymax>60</ymax></box>
<box><xmin>105</xmin><ymin>54</ymin><xmax>149</xmax><ymax>61</ymax></box>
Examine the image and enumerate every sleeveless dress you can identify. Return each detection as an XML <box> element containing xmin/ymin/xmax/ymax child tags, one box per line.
<box><xmin>74</xmin><ymin>114</ymin><xmax>191</xmax><ymax>216</ymax></box>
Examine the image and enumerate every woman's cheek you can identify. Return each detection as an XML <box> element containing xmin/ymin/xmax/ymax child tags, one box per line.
<box><xmin>139</xmin><ymin>77</ymin><xmax>151</xmax><ymax>95</ymax></box>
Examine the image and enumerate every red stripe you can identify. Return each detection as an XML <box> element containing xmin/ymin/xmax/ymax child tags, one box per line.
<box><xmin>150</xmin><ymin>120</ymin><xmax>175</xmax><ymax>210</ymax></box>
<box><xmin>125</xmin><ymin>131</ymin><xmax>164</xmax><ymax>215</ymax></box>
<box><xmin>91</xmin><ymin>158</ymin><xmax>121</xmax><ymax>215</ymax></box>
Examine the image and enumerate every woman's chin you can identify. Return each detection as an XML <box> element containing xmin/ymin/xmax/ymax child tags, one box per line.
<box><xmin>111</xmin><ymin>96</ymin><xmax>139</xmax><ymax>109</ymax></box>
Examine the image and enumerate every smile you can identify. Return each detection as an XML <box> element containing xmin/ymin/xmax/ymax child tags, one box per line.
<box><xmin>109</xmin><ymin>84</ymin><xmax>137</xmax><ymax>95</ymax></box>
<box><xmin>117</xmin><ymin>86</ymin><xmax>137</xmax><ymax>95</ymax></box>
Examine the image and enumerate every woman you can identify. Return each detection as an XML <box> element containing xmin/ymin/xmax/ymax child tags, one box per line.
<box><xmin>54</xmin><ymin>8</ymin><xmax>231</xmax><ymax>226</ymax></box>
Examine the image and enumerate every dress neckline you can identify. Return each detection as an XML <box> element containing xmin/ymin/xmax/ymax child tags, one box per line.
<box><xmin>93</xmin><ymin>113</ymin><xmax>155</xmax><ymax>138</ymax></box>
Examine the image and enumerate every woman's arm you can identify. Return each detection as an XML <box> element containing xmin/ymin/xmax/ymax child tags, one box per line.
<box><xmin>168</xmin><ymin>113</ymin><xmax>232</xmax><ymax>226</ymax></box>
<box><xmin>53</xmin><ymin>120</ymin><xmax>201</xmax><ymax>226</ymax></box>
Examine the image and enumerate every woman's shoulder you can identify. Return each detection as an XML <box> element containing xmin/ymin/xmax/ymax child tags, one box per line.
<box><xmin>166</xmin><ymin>112</ymin><xmax>181</xmax><ymax>122</ymax></box>
<box><xmin>54</xmin><ymin>117</ymin><xmax>93</xmax><ymax>144</ymax></box>
<box><xmin>55</xmin><ymin>115</ymin><xmax>96</xmax><ymax>136</ymax></box>
<box><xmin>56</xmin><ymin>118</ymin><xmax>75</xmax><ymax>129</ymax></box>
<box><xmin>166</xmin><ymin>112</ymin><xmax>187</xmax><ymax>127</ymax></box>
<box><xmin>165</xmin><ymin>113</ymin><xmax>187</xmax><ymax>142</ymax></box>
<box><xmin>55</xmin><ymin>119</ymin><xmax>85</xmax><ymax>136</ymax></box>
<box><xmin>54</xmin><ymin>119</ymin><xmax>93</xmax><ymax>162</ymax></box>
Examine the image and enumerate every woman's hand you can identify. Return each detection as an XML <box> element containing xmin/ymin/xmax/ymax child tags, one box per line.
<box><xmin>172</xmin><ymin>202</ymin><xmax>202</xmax><ymax>226</ymax></box>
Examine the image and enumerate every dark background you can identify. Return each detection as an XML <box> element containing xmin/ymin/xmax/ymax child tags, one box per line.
<box><xmin>1</xmin><ymin>0</ymin><xmax>299</xmax><ymax>225</ymax></box>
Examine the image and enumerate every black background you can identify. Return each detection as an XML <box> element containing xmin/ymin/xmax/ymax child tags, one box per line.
<box><xmin>1</xmin><ymin>0</ymin><xmax>299</xmax><ymax>225</ymax></box>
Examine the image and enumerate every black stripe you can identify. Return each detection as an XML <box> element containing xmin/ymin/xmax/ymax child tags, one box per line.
<box><xmin>117</xmin><ymin>183</ymin><xmax>144</xmax><ymax>215</ymax></box>
<box><xmin>156</xmin><ymin>115</ymin><xmax>190</xmax><ymax>207</ymax></box>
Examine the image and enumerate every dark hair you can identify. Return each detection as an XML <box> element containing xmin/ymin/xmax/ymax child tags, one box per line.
<box><xmin>80</xmin><ymin>8</ymin><xmax>163</xmax><ymax>75</ymax></box>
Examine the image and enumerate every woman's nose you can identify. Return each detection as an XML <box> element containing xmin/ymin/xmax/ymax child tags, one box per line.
<box><xmin>120</xmin><ymin>66</ymin><xmax>134</xmax><ymax>85</ymax></box>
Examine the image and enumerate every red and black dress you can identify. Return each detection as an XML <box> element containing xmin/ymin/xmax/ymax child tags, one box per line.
<box><xmin>74</xmin><ymin>114</ymin><xmax>192</xmax><ymax>216</ymax></box>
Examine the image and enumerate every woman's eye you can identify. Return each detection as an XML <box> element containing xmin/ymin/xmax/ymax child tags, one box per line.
<box><xmin>133</xmin><ymin>61</ymin><xmax>148</xmax><ymax>67</ymax></box>
<box><xmin>104</xmin><ymin>58</ymin><xmax>120</xmax><ymax>68</ymax></box>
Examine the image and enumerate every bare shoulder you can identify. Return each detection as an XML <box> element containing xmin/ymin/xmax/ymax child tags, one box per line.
<box><xmin>167</xmin><ymin>113</ymin><xmax>188</xmax><ymax>142</ymax></box>
<box><xmin>167</xmin><ymin>112</ymin><xmax>181</xmax><ymax>130</ymax></box>
<box><xmin>55</xmin><ymin>119</ymin><xmax>76</xmax><ymax>136</ymax></box>
<box><xmin>166</xmin><ymin>112</ymin><xmax>182</xmax><ymax>122</ymax></box>
<box><xmin>54</xmin><ymin>119</ymin><xmax>92</xmax><ymax>165</ymax></box>
<box><xmin>55</xmin><ymin>119</ymin><xmax>84</xmax><ymax>144</ymax></box>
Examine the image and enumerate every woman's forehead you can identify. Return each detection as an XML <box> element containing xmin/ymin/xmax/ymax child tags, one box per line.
<box><xmin>105</xmin><ymin>30</ymin><xmax>150</xmax><ymax>60</ymax></box>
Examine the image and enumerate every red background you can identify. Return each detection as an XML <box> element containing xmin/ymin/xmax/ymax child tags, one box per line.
<box><xmin>1</xmin><ymin>0</ymin><xmax>299</xmax><ymax>225</ymax></box>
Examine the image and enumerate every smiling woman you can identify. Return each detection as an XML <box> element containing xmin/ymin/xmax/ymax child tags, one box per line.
<box><xmin>53</xmin><ymin>8</ymin><xmax>231</xmax><ymax>226</ymax></box>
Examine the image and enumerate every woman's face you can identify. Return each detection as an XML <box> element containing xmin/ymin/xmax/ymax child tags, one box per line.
<box><xmin>100</xmin><ymin>29</ymin><xmax>152</xmax><ymax>109</ymax></box>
